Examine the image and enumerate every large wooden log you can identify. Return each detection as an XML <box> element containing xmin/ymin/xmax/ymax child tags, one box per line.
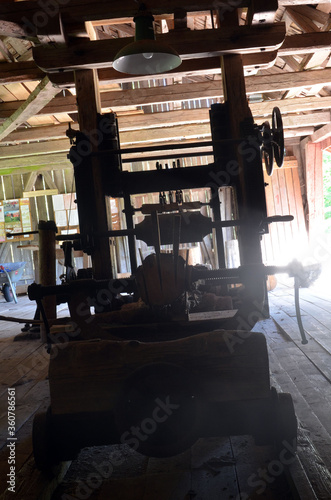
<box><xmin>49</xmin><ymin>330</ymin><xmax>270</xmax><ymax>415</ymax></box>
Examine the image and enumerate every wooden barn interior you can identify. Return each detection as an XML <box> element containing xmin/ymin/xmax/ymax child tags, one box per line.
<box><xmin>1</xmin><ymin>0</ymin><xmax>331</xmax><ymax>498</ymax></box>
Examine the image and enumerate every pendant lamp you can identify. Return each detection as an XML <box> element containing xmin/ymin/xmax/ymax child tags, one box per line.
<box><xmin>113</xmin><ymin>6</ymin><xmax>182</xmax><ymax>75</ymax></box>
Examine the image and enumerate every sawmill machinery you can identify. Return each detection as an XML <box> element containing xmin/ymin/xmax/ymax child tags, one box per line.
<box><xmin>29</xmin><ymin>98</ymin><xmax>306</xmax><ymax>470</ymax></box>
<box><xmin>27</xmin><ymin>8</ymin><xmax>308</xmax><ymax>471</ymax></box>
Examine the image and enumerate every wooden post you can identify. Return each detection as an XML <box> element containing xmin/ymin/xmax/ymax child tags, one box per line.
<box><xmin>74</xmin><ymin>69</ymin><xmax>113</xmax><ymax>280</ymax></box>
<box><xmin>38</xmin><ymin>220</ymin><xmax>56</xmax><ymax>342</ymax></box>
<box><xmin>216</xmin><ymin>7</ymin><xmax>267</xmax><ymax>309</ymax></box>
<box><xmin>223</xmin><ymin>63</ymin><xmax>267</xmax><ymax>263</ymax></box>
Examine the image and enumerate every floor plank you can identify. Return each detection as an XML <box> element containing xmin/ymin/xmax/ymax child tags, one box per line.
<box><xmin>1</xmin><ymin>285</ymin><xmax>331</xmax><ymax>498</ymax></box>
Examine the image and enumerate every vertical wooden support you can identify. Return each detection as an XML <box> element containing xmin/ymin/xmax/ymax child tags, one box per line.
<box><xmin>221</xmin><ymin>54</ymin><xmax>267</xmax><ymax>266</ymax></box>
<box><xmin>74</xmin><ymin>69</ymin><xmax>113</xmax><ymax>280</ymax></box>
<box><xmin>38</xmin><ymin>220</ymin><xmax>56</xmax><ymax>342</ymax></box>
<box><xmin>304</xmin><ymin>142</ymin><xmax>324</xmax><ymax>240</ymax></box>
<box><xmin>216</xmin><ymin>8</ymin><xmax>268</xmax><ymax>310</ymax></box>
<box><xmin>216</xmin><ymin>8</ymin><xmax>267</xmax><ymax>268</ymax></box>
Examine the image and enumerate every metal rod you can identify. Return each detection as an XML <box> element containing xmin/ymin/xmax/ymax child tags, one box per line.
<box><xmin>6</xmin><ymin>230</ymin><xmax>38</xmax><ymax>238</ymax></box>
<box><xmin>91</xmin><ymin>137</ymin><xmax>245</xmax><ymax>158</ymax></box>
<box><xmin>121</xmin><ymin>150</ymin><xmax>214</xmax><ymax>163</ymax></box>
<box><xmin>93</xmin><ymin>140</ymin><xmax>213</xmax><ymax>156</ymax></box>
<box><xmin>56</xmin><ymin>233</ymin><xmax>81</xmax><ymax>241</ymax></box>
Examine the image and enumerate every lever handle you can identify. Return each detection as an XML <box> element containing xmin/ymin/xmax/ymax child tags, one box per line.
<box><xmin>265</xmin><ymin>215</ymin><xmax>294</xmax><ymax>224</ymax></box>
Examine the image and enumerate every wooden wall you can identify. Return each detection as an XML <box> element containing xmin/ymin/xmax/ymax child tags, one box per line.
<box><xmin>262</xmin><ymin>158</ymin><xmax>308</xmax><ymax>266</ymax></box>
<box><xmin>0</xmin><ymin>167</ymin><xmax>75</xmax><ymax>287</ymax></box>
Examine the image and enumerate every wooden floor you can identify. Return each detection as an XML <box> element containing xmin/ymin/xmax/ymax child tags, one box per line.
<box><xmin>0</xmin><ymin>281</ymin><xmax>331</xmax><ymax>499</ymax></box>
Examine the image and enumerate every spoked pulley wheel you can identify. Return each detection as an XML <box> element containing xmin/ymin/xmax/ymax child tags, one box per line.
<box><xmin>272</xmin><ymin>106</ymin><xmax>285</xmax><ymax>168</ymax></box>
<box><xmin>261</xmin><ymin>121</ymin><xmax>274</xmax><ymax>176</ymax></box>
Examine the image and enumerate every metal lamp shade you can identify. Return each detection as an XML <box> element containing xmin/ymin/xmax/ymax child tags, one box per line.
<box><xmin>113</xmin><ymin>12</ymin><xmax>182</xmax><ymax>75</ymax></box>
<box><xmin>113</xmin><ymin>39</ymin><xmax>181</xmax><ymax>74</ymax></box>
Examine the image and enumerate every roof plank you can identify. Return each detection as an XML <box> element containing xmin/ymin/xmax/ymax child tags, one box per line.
<box><xmin>0</xmin><ymin>76</ymin><xmax>60</xmax><ymax>140</ymax></box>
<box><xmin>0</xmin><ymin>0</ymin><xmax>323</xmax><ymax>28</ymax></box>
<box><xmin>0</xmin><ymin>111</ymin><xmax>329</xmax><ymax>154</ymax></box>
<box><xmin>310</xmin><ymin>122</ymin><xmax>331</xmax><ymax>143</ymax></box>
<box><xmin>3</xmin><ymin>97</ymin><xmax>331</xmax><ymax>144</ymax></box>
<box><xmin>2</xmin><ymin>69</ymin><xmax>331</xmax><ymax>118</ymax></box>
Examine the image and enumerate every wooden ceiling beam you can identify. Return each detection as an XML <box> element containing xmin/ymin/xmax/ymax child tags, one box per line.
<box><xmin>310</xmin><ymin>122</ymin><xmax>331</xmax><ymax>143</ymax></box>
<box><xmin>0</xmin><ymin>1</ymin><xmax>251</xmax><ymax>29</ymax></box>
<box><xmin>1</xmin><ymin>31</ymin><xmax>330</xmax><ymax>87</ymax></box>
<box><xmin>32</xmin><ymin>23</ymin><xmax>285</xmax><ymax>73</ymax></box>
<box><xmin>0</xmin><ymin>160</ymin><xmax>71</xmax><ymax>176</ymax></box>
<box><xmin>0</xmin><ymin>20</ymin><xmax>36</xmax><ymax>40</ymax></box>
<box><xmin>51</xmin><ymin>31</ymin><xmax>331</xmax><ymax>85</ymax></box>
<box><xmin>24</xmin><ymin>171</ymin><xmax>38</xmax><ymax>191</ymax></box>
<box><xmin>0</xmin><ymin>124</ymin><xmax>316</xmax><ymax>175</ymax></box>
<box><xmin>286</xmin><ymin>6</ymin><xmax>321</xmax><ymax>32</ymax></box>
<box><xmin>91</xmin><ymin>12</ymin><xmax>214</xmax><ymax>26</ymax></box>
<box><xmin>279</xmin><ymin>32</ymin><xmax>331</xmax><ymax>57</ymax></box>
<box><xmin>250</xmin><ymin>95</ymin><xmax>331</xmax><ymax>116</ymax></box>
<box><xmin>0</xmin><ymin>53</ymin><xmax>277</xmax><ymax>87</ymax></box>
<box><xmin>3</xmin><ymin>106</ymin><xmax>331</xmax><ymax>145</ymax></box>
<box><xmin>0</xmin><ymin>0</ymin><xmax>324</xmax><ymax>33</ymax></box>
<box><xmin>1</xmin><ymin>111</ymin><xmax>329</xmax><ymax>156</ymax></box>
<box><xmin>0</xmin><ymin>61</ymin><xmax>45</xmax><ymax>85</ymax></box>
<box><xmin>0</xmin><ymin>76</ymin><xmax>60</xmax><ymax>141</ymax></box>
<box><xmin>287</xmin><ymin>5</ymin><xmax>331</xmax><ymax>25</ymax></box>
<box><xmin>3</xmin><ymin>68</ymin><xmax>331</xmax><ymax>118</ymax></box>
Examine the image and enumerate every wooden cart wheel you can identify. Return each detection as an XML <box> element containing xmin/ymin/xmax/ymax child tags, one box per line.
<box><xmin>32</xmin><ymin>408</ymin><xmax>59</xmax><ymax>472</ymax></box>
<box><xmin>271</xmin><ymin>387</ymin><xmax>297</xmax><ymax>455</ymax></box>
<box><xmin>261</xmin><ymin>121</ymin><xmax>274</xmax><ymax>176</ymax></box>
<box><xmin>272</xmin><ymin>106</ymin><xmax>285</xmax><ymax>168</ymax></box>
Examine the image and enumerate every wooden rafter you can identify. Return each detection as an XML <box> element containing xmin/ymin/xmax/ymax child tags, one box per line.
<box><xmin>24</xmin><ymin>171</ymin><xmax>38</xmax><ymax>191</ymax></box>
<box><xmin>0</xmin><ymin>27</ymin><xmax>328</xmax><ymax>84</ymax></box>
<box><xmin>0</xmin><ymin>76</ymin><xmax>60</xmax><ymax>141</ymax></box>
<box><xmin>32</xmin><ymin>24</ymin><xmax>286</xmax><ymax>73</ymax></box>
<box><xmin>2</xmin><ymin>67</ymin><xmax>331</xmax><ymax>119</ymax></box>
<box><xmin>286</xmin><ymin>6</ymin><xmax>321</xmax><ymax>32</ymax></box>
<box><xmin>0</xmin><ymin>128</ymin><xmax>314</xmax><ymax>175</ymax></box>
<box><xmin>0</xmin><ymin>30</ymin><xmax>329</xmax><ymax>88</ymax></box>
<box><xmin>0</xmin><ymin>53</ymin><xmax>278</xmax><ymax>87</ymax></box>
<box><xmin>0</xmin><ymin>0</ymin><xmax>324</xmax><ymax>32</ymax></box>
<box><xmin>0</xmin><ymin>61</ymin><xmax>44</xmax><ymax>85</ymax></box>
<box><xmin>2</xmin><ymin>107</ymin><xmax>331</xmax><ymax>145</ymax></box>
<box><xmin>0</xmin><ymin>110</ymin><xmax>328</xmax><ymax>165</ymax></box>
<box><xmin>310</xmin><ymin>122</ymin><xmax>331</xmax><ymax>144</ymax></box>
<box><xmin>0</xmin><ymin>1</ymin><xmax>330</xmax><ymax>176</ymax></box>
